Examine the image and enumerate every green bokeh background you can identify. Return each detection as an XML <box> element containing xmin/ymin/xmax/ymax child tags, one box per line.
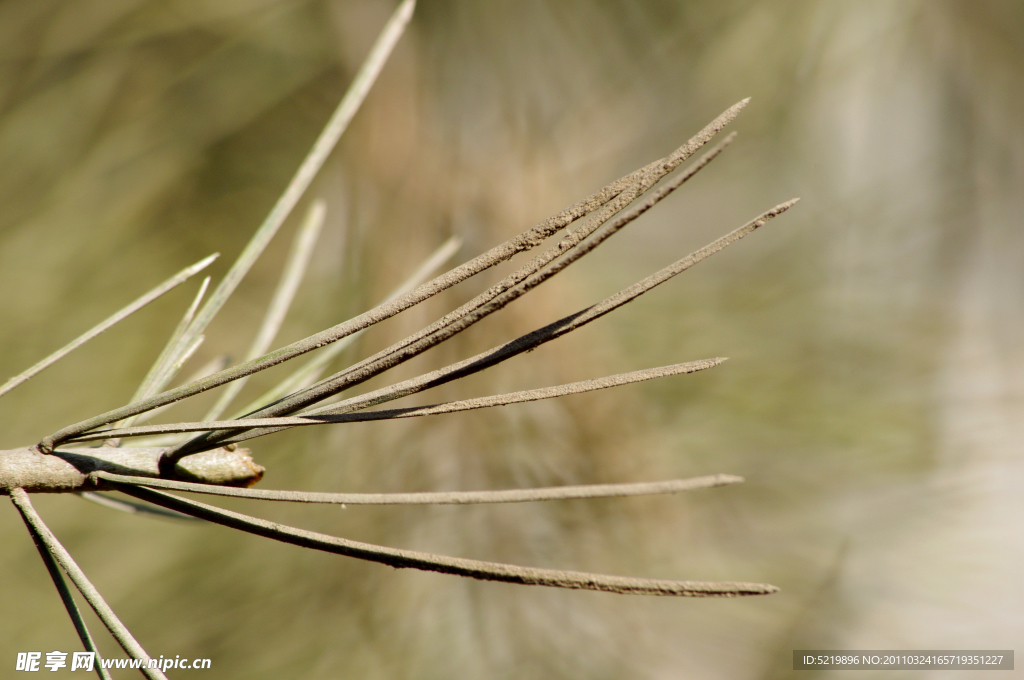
<box><xmin>1</xmin><ymin>1</ymin><xmax>1021</xmax><ymax>678</ymax></box>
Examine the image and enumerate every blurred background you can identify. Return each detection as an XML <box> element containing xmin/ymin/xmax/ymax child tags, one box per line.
<box><xmin>1</xmin><ymin>0</ymin><xmax>1021</xmax><ymax>677</ymax></box>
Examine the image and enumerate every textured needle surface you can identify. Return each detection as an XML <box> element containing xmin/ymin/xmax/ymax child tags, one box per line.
<box><xmin>118</xmin><ymin>484</ymin><xmax>779</xmax><ymax>597</ymax></box>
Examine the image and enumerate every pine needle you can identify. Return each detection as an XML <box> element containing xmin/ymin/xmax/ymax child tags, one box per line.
<box><xmin>11</xmin><ymin>489</ymin><xmax>168</xmax><ymax>680</ymax></box>
<box><xmin>38</xmin><ymin>0</ymin><xmax>422</xmax><ymax>450</ymax></box>
<box><xmin>179</xmin><ymin>200</ymin><xmax>795</xmax><ymax>452</ymax></box>
<box><xmin>78</xmin><ymin>491</ymin><xmax>200</xmax><ymax>521</ymax></box>
<box><xmin>0</xmin><ymin>254</ymin><xmax>216</xmax><ymax>401</ymax></box>
<box><xmin>69</xmin><ymin>359</ymin><xmax>723</xmax><ymax>442</ymax></box>
<box><xmin>18</xmin><ymin>493</ymin><xmax>113</xmax><ymax>679</ymax></box>
<box><xmin>157</xmin><ymin>106</ymin><xmax>745</xmax><ymax>456</ymax></box>
<box><xmin>161</xmin><ymin>0</ymin><xmax>417</xmax><ymax>383</ymax></box>
<box><xmin>129</xmin><ymin>354</ymin><xmax>230</xmax><ymax>428</ymax></box>
<box><xmin>100</xmin><ymin>472</ymin><xmax>742</xmax><ymax>505</ymax></box>
<box><xmin>230</xmin><ymin>235</ymin><xmax>463</xmax><ymax>417</ymax></box>
<box><xmin>203</xmin><ymin>200</ymin><xmax>326</xmax><ymax>422</ymax></box>
<box><xmin>126</xmin><ymin>275</ymin><xmax>211</xmax><ymax>413</ymax></box>
<box><xmin>117</xmin><ymin>485</ymin><xmax>778</xmax><ymax>597</ymax></box>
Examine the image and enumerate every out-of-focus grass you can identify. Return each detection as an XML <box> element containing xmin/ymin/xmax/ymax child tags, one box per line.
<box><xmin>2</xmin><ymin>1</ymin><xmax>1022</xmax><ymax>678</ymax></box>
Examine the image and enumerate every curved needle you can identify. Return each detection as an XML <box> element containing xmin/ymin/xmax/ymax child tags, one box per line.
<box><xmin>116</xmin><ymin>484</ymin><xmax>779</xmax><ymax>597</ymax></box>
<box><xmin>98</xmin><ymin>472</ymin><xmax>743</xmax><ymax>505</ymax></box>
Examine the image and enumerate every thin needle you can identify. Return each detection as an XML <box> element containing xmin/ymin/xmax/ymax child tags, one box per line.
<box><xmin>78</xmin><ymin>491</ymin><xmax>201</xmax><ymax>521</ymax></box>
<box><xmin>119</xmin><ymin>485</ymin><xmax>778</xmax><ymax>597</ymax></box>
<box><xmin>0</xmin><ymin>254</ymin><xmax>216</xmax><ymax>401</ymax></box>
<box><xmin>18</xmin><ymin>494</ymin><xmax>113</xmax><ymax>679</ymax></box>
<box><xmin>70</xmin><ymin>359</ymin><xmax>724</xmax><ymax>441</ymax></box>
<box><xmin>127</xmin><ymin>275</ymin><xmax>211</xmax><ymax>413</ymax></box>
<box><xmin>100</xmin><ymin>472</ymin><xmax>743</xmax><ymax>505</ymax></box>
<box><xmin>162</xmin><ymin>111</ymin><xmax>744</xmax><ymax>455</ymax></box>
<box><xmin>203</xmin><ymin>200</ymin><xmax>326</xmax><ymax>422</ymax></box>
<box><xmin>10</xmin><ymin>489</ymin><xmax>168</xmax><ymax>680</ymax></box>
<box><xmin>184</xmin><ymin>200</ymin><xmax>796</xmax><ymax>451</ymax></box>
<box><xmin>128</xmin><ymin>354</ymin><xmax>230</xmax><ymax>428</ymax></box>
<box><xmin>157</xmin><ymin>0</ymin><xmax>418</xmax><ymax>395</ymax></box>
<box><xmin>230</xmin><ymin>235</ymin><xmax>463</xmax><ymax>417</ymax></box>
